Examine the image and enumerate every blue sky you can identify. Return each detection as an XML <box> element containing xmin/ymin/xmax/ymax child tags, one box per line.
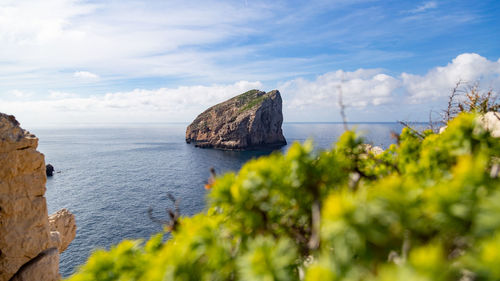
<box><xmin>0</xmin><ymin>0</ymin><xmax>499</xmax><ymax>125</ymax></box>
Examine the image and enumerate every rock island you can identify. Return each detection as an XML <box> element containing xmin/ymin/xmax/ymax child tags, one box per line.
<box><xmin>186</xmin><ymin>89</ymin><xmax>287</xmax><ymax>150</ymax></box>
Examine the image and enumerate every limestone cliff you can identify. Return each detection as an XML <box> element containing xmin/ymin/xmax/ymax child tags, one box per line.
<box><xmin>0</xmin><ymin>113</ymin><xmax>76</xmax><ymax>281</ymax></box>
<box><xmin>186</xmin><ymin>89</ymin><xmax>287</xmax><ymax>150</ymax></box>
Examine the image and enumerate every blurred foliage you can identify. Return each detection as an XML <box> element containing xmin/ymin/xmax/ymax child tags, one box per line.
<box><xmin>67</xmin><ymin>112</ymin><xmax>500</xmax><ymax>281</ymax></box>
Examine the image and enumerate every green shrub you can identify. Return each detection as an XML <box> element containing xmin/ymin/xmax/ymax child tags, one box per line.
<box><xmin>67</xmin><ymin>112</ymin><xmax>500</xmax><ymax>281</ymax></box>
<box><xmin>238</xmin><ymin>95</ymin><xmax>266</xmax><ymax>112</ymax></box>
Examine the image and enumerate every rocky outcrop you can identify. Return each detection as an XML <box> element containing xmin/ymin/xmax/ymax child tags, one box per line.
<box><xmin>439</xmin><ymin>111</ymin><xmax>500</xmax><ymax>137</ymax></box>
<box><xmin>10</xmin><ymin>248</ymin><xmax>60</xmax><ymax>281</ymax></box>
<box><xmin>49</xmin><ymin>209</ymin><xmax>77</xmax><ymax>253</ymax></box>
<box><xmin>0</xmin><ymin>113</ymin><xmax>76</xmax><ymax>281</ymax></box>
<box><xmin>46</xmin><ymin>164</ymin><xmax>54</xmax><ymax>177</ymax></box>
<box><xmin>186</xmin><ymin>89</ymin><xmax>287</xmax><ymax>150</ymax></box>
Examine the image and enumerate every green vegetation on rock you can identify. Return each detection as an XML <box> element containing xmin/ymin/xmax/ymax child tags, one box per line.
<box><xmin>236</xmin><ymin>89</ymin><xmax>261</xmax><ymax>103</ymax></box>
<box><xmin>68</xmin><ymin>112</ymin><xmax>500</xmax><ymax>281</ymax></box>
<box><xmin>238</xmin><ymin>95</ymin><xmax>267</xmax><ymax>113</ymax></box>
<box><xmin>235</xmin><ymin>89</ymin><xmax>267</xmax><ymax>113</ymax></box>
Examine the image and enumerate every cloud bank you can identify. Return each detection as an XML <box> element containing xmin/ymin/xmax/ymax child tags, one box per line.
<box><xmin>402</xmin><ymin>53</ymin><xmax>500</xmax><ymax>102</ymax></box>
<box><xmin>281</xmin><ymin>69</ymin><xmax>400</xmax><ymax>109</ymax></box>
<box><xmin>282</xmin><ymin>53</ymin><xmax>500</xmax><ymax>113</ymax></box>
<box><xmin>1</xmin><ymin>53</ymin><xmax>499</xmax><ymax>125</ymax></box>
<box><xmin>0</xmin><ymin>81</ymin><xmax>263</xmax><ymax>125</ymax></box>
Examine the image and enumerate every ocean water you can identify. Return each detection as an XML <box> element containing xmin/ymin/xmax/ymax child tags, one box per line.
<box><xmin>32</xmin><ymin>122</ymin><xmax>405</xmax><ymax>277</ymax></box>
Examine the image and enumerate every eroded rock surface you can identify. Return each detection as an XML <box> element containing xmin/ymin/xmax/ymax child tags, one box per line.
<box><xmin>10</xmin><ymin>248</ymin><xmax>60</xmax><ymax>281</ymax></box>
<box><xmin>186</xmin><ymin>90</ymin><xmax>287</xmax><ymax>150</ymax></box>
<box><xmin>49</xmin><ymin>209</ymin><xmax>77</xmax><ymax>253</ymax></box>
<box><xmin>0</xmin><ymin>112</ymin><xmax>76</xmax><ymax>281</ymax></box>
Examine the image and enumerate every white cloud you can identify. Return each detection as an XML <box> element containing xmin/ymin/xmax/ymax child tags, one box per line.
<box><xmin>0</xmin><ymin>0</ymin><xmax>273</xmax><ymax>86</ymax></box>
<box><xmin>0</xmin><ymin>0</ymin><xmax>96</xmax><ymax>44</ymax></box>
<box><xmin>280</xmin><ymin>69</ymin><xmax>401</xmax><ymax>109</ymax></box>
<box><xmin>73</xmin><ymin>71</ymin><xmax>99</xmax><ymax>80</ymax></box>
<box><xmin>279</xmin><ymin>53</ymin><xmax>500</xmax><ymax>112</ymax></box>
<box><xmin>402</xmin><ymin>53</ymin><xmax>500</xmax><ymax>102</ymax></box>
<box><xmin>406</xmin><ymin>1</ymin><xmax>437</xmax><ymax>14</ymax></box>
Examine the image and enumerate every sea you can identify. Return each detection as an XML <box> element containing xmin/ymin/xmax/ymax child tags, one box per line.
<box><xmin>31</xmin><ymin>122</ymin><xmax>408</xmax><ymax>277</ymax></box>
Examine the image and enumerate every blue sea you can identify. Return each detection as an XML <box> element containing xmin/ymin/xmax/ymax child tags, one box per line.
<box><xmin>32</xmin><ymin>122</ymin><xmax>406</xmax><ymax>277</ymax></box>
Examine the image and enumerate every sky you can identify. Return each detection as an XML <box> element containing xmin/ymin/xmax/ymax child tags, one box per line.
<box><xmin>0</xmin><ymin>0</ymin><xmax>499</xmax><ymax>126</ymax></box>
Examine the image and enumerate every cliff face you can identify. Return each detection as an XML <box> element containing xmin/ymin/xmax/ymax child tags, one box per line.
<box><xmin>186</xmin><ymin>90</ymin><xmax>287</xmax><ymax>150</ymax></box>
<box><xmin>0</xmin><ymin>113</ymin><xmax>76</xmax><ymax>281</ymax></box>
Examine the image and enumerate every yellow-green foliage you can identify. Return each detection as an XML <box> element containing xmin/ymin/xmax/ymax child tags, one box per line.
<box><xmin>68</xmin><ymin>113</ymin><xmax>500</xmax><ymax>281</ymax></box>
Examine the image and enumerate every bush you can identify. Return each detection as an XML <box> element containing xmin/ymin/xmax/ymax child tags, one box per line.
<box><xmin>67</xmin><ymin>112</ymin><xmax>500</xmax><ymax>281</ymax></box>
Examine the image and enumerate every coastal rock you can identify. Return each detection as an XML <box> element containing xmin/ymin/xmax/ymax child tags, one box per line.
<box><xmin>479</xmin><ymin>111</ymin><xmax>500</xmax><ymax>137</ymax></box>
<box><xmin>0</xmin><ymin>112</ymin><xmax>76</xmax><ymax>280</ymax></box>
<box><xmin>439</xmin><ymin>112</ymin><xmax>500</xmax><ymax>137</ymax></box>
<box><xmin>186</xmin><ymin>89</ymin><xmax>287</xmax><ymax>150</ymax></box>
<box><xmin>49</xmin><ymin>209</ymin><xmax>77</xmax><ymax>253</ymax></box>
<box><xmin>46</xmin><ymin>164</ymin><xmax>54</xmax><ymax>177</ymax></box>
<box><xmin>10</xmin><ymin>248</ymin><xmax>60</xmax><ymax>281</ymax></box>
